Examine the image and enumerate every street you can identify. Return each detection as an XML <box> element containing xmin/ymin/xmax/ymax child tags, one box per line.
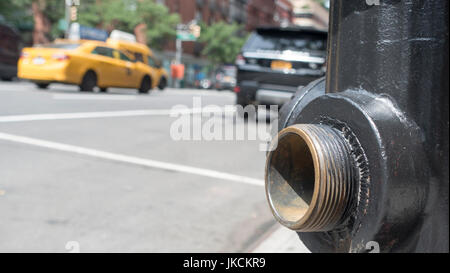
<box><xmin>0</xmin><ymin>81</ymin><xmax>306</xmax><ymax>252</ymax></box>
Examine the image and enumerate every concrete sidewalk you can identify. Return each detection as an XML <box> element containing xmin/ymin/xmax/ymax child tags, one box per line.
<box><xmin>251</xmin><ymin>226</ymin><xmax>311</xmax><ymax>253</ymax></box>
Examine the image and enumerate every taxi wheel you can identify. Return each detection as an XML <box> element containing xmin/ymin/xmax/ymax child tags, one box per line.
<box><xmin>100</xmin><ymin>87</ymin><xmax>108</xmax><ymax>93</ymax></box>
<box><xmin>138</xmin><ymin>75</ymin><xmax>152</xmax><ymax>94</ymax></box>
<box><xmin>36</xmin><ymin>83</ymin><xmax>50</xmax><ymax>89</ymax></box>
<box><xmin>80</xmin><ymin>71</ymin><xmax>97</xmax><ymax>92</ymax></box>
<box><xmin>158</xmin><ymin>77</ymin><xmax>167</xmax><ymax>91</ymax></box>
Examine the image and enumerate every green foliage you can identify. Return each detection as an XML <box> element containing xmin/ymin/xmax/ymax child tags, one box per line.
<box><xmin>198</xmin><ymin>22</ymin><xmax>248</xmax><ymax>65</ymax></box>
<box><xmin>0</xmin><ymin>0</ymin><xmax>33</xmax><ymax>30</ymax></box>
<box><xmin>135</xmin><ymin>1</ymin><xmax>179</xmax><ymax>49</ymax></box>
<box><xmin>1</xmin><ymin>0</ymin><xmax>179</xmax><ymax>48</ymax></box>
<box><xmin>0</xmin><ymin>0</ymin><xmax>65</xmax><ymax>40</ymax></box>
<box><xmin>78</xmin><ymin>0</ymin><xmax>179</xmax><ymax>50</ymax></box>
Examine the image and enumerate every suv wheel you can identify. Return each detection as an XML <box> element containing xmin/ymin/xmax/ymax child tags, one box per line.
<box><xmin>236</xmin><ymin>93</ymin><xmax>257</xmax><ymax>119</ymax></box>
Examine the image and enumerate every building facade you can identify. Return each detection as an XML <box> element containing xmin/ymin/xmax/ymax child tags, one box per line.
<box><xmin>160</xmin><ymin>0</ymin><xmax>295</xmax><ymax>87</ymax></box>
<box><xmin>246</xmin><ymin>0</ymin><xmax>293</xmax><ymax>30</ymax></box>
<box><xmin>289</xmin><ymin>0</ymin><xmax>328</xmax><ymax>30</ymax></box>
<box><xmin>163</xmin><ymin>0</ymin><xmax>294</xmax><ymax>56</ymax></box>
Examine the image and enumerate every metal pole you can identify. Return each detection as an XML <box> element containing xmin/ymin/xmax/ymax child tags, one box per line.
<box><xmin>65</xmin><ymin>2</ymin><xmax>71</xmax><ymax>38</ymax></box>
<box><xmin>268</xmin><ymin>0</ymin><xmax>448</xmax><ymax>253</ymax></box>
<box><xmin>175</xmin><ymin>24</ymin><xmax>183</xmax><ymax>88</ymax></box>
<box><xmin>175</xmin><ymin>36</ymin><xmax>182</xmax><ymax>64</ymax></box>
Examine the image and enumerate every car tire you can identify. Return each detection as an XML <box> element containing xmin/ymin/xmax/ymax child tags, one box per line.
<box><xmin>158</xmin><ymin>77</ymin><xmax>167</xmax><ymax>91</ymax></box>
<box><xmin>236</xmin><ymin>93</ymin><xmax>250</xmax><ymax>107</ymax></box>
<box><xmin>100</xmin><ymin>87</ymin><xmax>108</xmax><ymax>93</ymax></box>
<box><xmin>36</xmin><ymin>83</ymin><xmax>50</xmax><ymax>89</ymax></box>
<box><xmin>80</xmin><ymin>71</ymin><xmax>97</xmax><ymax>92</ymax></box>
<box><xmin>138</xmin><ymin>75</ymin><xmax>152</xmax><ymax>94</ymax></box>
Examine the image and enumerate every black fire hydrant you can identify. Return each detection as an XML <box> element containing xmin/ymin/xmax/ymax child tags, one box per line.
<box><xmin>265</xmin><ymin>0</ymin><xmax>448</xmax><ymax>252</ymax></box>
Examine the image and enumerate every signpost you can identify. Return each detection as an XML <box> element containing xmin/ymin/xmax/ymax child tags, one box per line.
<box><xmin>65</xmin><ymin>0</ymin><xmax>80</xmax><ymax>38</ymax></box>
<box><xmin>173</xmin><ymin>21</ymin><xmax>201</xmax><ymax>87</ymax></box>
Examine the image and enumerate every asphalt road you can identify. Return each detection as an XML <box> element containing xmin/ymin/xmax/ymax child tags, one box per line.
<box><xmin>0</xmin><ymin>81</ymin><xmax>299</xmax><ymax>253</ymax></box>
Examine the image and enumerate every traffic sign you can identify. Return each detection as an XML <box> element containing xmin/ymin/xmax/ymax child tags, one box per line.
<box><xmin>176</xmin><ymin>31</ymin><xmax>197</xmax><ymax>41</ymax></box>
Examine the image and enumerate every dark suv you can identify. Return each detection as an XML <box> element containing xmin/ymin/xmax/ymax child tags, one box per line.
<box><xmin>0</xmin><ymin>22</ymin><xmax>21</xmax><ymax>81</ymax></box>
<box><xmin>235</xmin><ymin>27</ymin><xmax>327</xmax><ymax>107</ymax></box>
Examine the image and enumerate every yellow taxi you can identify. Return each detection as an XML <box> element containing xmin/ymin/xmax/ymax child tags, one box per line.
<box><xmin>106</xmin><ymin>38</ymin><xmax>168</xmax><ymax>90</ymax></box>
<box><xmin>18</xmin><ymin>40</ymin><xmax>158</xmax><ymax>93</ymax></box>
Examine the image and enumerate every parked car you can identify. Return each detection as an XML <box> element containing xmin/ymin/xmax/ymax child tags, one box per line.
<box><xmin>107</xmin><ymin>38</ymin><xmax>168</xmax><ymax>91</ymax></box>
<box><xmin>195</xmin><ymin>78</ymin><xmax>212</xmax><ymax>89</ymax></box>
<box><xmin>18</xmin><ymin>40</ymin><xmax>157</xmax><ymax>93</ymax></box>
<box><xmin>235</xmin><ymin>26</ymin><xmax>327</xmax><ymax>107</ymax></box>
<box><xmin>213</xmin><ymin>65</ymin><xmax>236</xmax><ymax>91</ymax></box>
<box><xmin>0</xmin><ymin>22</ymin><xmax>21</xmax><ymax>81</ymax></box>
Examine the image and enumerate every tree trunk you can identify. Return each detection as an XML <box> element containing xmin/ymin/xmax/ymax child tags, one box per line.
<box><xmin>31</xmin><ymin>0</ymin><xmax>51</xmax><ymax>45</ymax></box>
<box><xmin>134</xmin><ymin>23</ymin><xmax>147</xmax><ymax>44</ymax></box>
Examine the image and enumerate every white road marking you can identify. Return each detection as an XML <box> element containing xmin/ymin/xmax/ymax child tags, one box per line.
<box><xmin>0</xmin><ymin>132</ymin><xmax>264</xmax><ymax>187</ymax></box>
<box><xmin>0</xmin><ymin>107</ymin><xmax>236</xmax><ymax>123</ymax></box>
<box><xmin>52</xmin><ymin>94</ymin><xmax>137</xmax><ymax>101</ymax></box>
<box><xmin>166</xmin><ymin>89</ymin><xmax>236</xmax><ymax>97</ymax></box>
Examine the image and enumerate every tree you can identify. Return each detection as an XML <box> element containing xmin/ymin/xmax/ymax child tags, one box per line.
<box><xmin>0</xmin><ymin>0</ymin><xmax>65</xmax><ymax>44</ymax></box>
<box><xmin>77</xmin><ymin>0</ymin><xmax>179</xmax><ymax>49</ymax></box>
<box><xmin>198</xmin><ymin>22</ymin><xmax>248</xmax><ymax>65</ymax></box>
<box><xmin>0</xmin><ymin>0</ymin><xmax>179</xmax><ymax>48</ymax></box>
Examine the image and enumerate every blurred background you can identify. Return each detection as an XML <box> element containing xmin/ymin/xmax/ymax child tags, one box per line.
<box><xmin>0</xmin><ymin>0</ymin><xmax>329</xmax><ymax>253</ymax></box>
<box><xmin>1</xmin><ymin>0</ymin><xmax>329</xmax><ymax>86</ymax></box>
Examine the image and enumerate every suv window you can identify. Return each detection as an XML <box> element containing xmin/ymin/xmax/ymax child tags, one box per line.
<box><xmin>243</xmin><ymin>31</ymin><xmax>327</xmax><ymax>52</ymax></box>
<box><xmin>91</xmin><ymin>46</ymin><xmax>114</xmax><ymax>58</ymax></box>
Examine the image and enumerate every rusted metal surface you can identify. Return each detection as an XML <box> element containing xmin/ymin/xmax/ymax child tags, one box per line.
<box><xmin>265</xmin><ymin>0</ymin><xmax>449</xmax><ymax>252</ymax></box>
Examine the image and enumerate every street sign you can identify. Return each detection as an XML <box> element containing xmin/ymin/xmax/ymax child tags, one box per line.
<box><xmin>70</xmin><ymin>6</ymin><xmax>78</xmax><ymax>21</ymax></box>
<box><xmin>65</xmin><ymin>0</ymin><xmax>80</xmax><ymax>6</ymax></box>
<box><xmin>176</xmin><ymin>31</ymin><xmax>197</xmax><ymax>41</ymax></box>
<box><xmin>189</xmin><ymin>24</ymin><xmax>201</xmax><ymax>38</ymax></box>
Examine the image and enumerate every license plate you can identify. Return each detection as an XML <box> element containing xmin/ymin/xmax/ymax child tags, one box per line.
<box><xmin>271</xmin><ymin>60</ymin><xmax>292</xmax><ymax>70</ymax></box>
<box><xmin>32</xmin><ymin>57</ymin><xmax>46</xmax><ymax>65</ymax></box>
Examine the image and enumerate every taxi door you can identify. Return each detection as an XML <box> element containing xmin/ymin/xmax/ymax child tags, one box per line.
<box><xmin>89</xmin><ymin>46</ymin><xmax>123</xmax><ymax>87</ymax></box>
<box><xmin>112</xmin><ymin>50</ymin><xmax>139</xmax><ymax>88</ymax></box>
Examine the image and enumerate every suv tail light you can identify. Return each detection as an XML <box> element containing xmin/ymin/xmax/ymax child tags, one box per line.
<box><xmin>235</xmin><ymin>54</ymin><xmax>245</xmax><ymax>66</ymax></box>
<box><xmin>321</xmin><ymin>62</ymin><xmax>327</xmax><ymax>73</ymax></box>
